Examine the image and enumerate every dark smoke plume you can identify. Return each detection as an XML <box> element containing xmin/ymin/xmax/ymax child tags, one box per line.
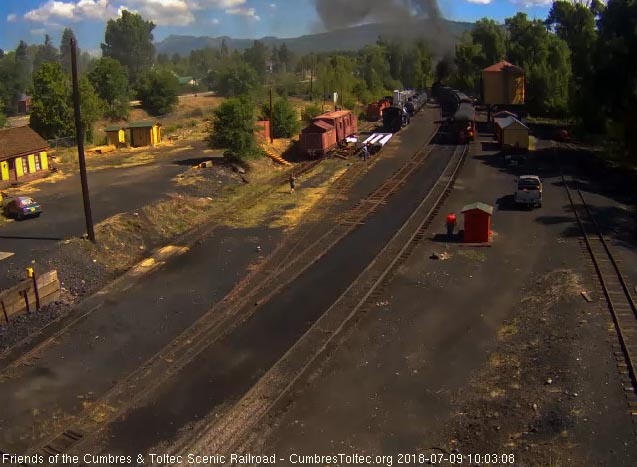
<box><xmin>313</xmin><ymin>0</ymin><xmax>442</xmax><ymax>30</ymax></box>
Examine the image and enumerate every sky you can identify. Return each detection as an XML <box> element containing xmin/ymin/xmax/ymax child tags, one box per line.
<box><xmin>0</xmin><ymin>0</ymin><xmax>555</xmax><ymax>54</ymax></box>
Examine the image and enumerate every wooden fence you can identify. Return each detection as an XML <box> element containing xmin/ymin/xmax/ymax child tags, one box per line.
<box><xmin>0</xmin><ymin>270</ymin><xmax>61</xmax><ymax>324</ymax></box>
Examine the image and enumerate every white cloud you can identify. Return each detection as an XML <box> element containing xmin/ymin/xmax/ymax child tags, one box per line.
<box><xmin>22</xmin><ymin>0</ymin><xmax>256</xmax><ymax>27</ymax></box>
<box><xmin>467</xmin><ymin>0</ymin><xmax>491</xmax><ymax>4</ymax></box>
<box><xmin>269</xmin><ymin>3</ymin><xmax>276</xmax><ymax>8</ymax></box>
<box><xmin>7</xmin><ymin>13</ymin><xmax>18</xmax><ymax>22</ymax></box>
<box><xmin>209</xmin><ymin>17</ymin><xmax>220</xmax><ymax>24</ymax></box>
<box><xmin>24</xmin><ymin>0</ymin><xmax>116</xmax><ymax>23</ymax></box>
<box><xmin>122</xmin><ymin>0</ymin><xmax>196</xmax><ymax>26</ymax></box>
<box><xmin>226</xmin><ymin>6</ymin><xmax>260</xmax><ymax>20</ymax></box>
<box><xmin>509</xmin><ymin>0</ymin><xmax>552</xmax><ymax>6</ymax></box>
<box><xmin>30</xmin><ymin>28</ymin><xmax>48</xmax><ymax>35</ymax></box>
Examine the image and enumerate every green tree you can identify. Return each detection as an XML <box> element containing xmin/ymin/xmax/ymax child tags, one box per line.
<box><xmin>0</xmin><ymin>52</ymin><xmax>23</xmax><ymax>115</ymax></box>
<box><xmin>59</xmin><ymin>28</ymin><xmax>77</xmax><ymax>74</ymax></box>
<box><xmin>546</xmin><ymin>1</ymin><xmax>600</xmax><ymax>128</ymax></box>
<box><xmin>243</xmin><ymin>40</ymin><xmax>268</xmax><ymax>80</ymax></box>
<box><xmin>208</xmin><ymin>62</ymin><xmax>260</xmax><ymax>97</ymax></box>
<box><xmin>135</xmin><ymin>69</ymin><xmax>179</xmax><ymax>115</ymax></box>
<box><xmin>453</xmin><ymin>33</ymin><xmax>484</xmax><ymax>92</ymax></box>
<box><xmin>15</xmin><ymin>40</ymin><xmax>31</xmax><ymax>92</ymax></box>
<box><xmin>89</xmin><ymin>57</ymin><xmax>130</xmax><ymax>120</ymax></box>
<box><xmin>101</xmin><ymin>10</ymin><xmax>156</xmax><ymax>82</ymax></box>
<box><xmin>505</xmin><ymin>12</ymin><xmax>572</xmax><ymax>115</ymax></box>
<box><xmin>278</xmin><ymin>42</ymin><xmax>292</xmax><ymax>73</ymax></box>
<box><xmin>78</xmin><ymin>76</ymin><xmax>103</xmax><ymax>143</ymax></box>
<box><xmin>301</xmin><ymin>104</ymin><xmax>322</xmax><ymax>123</ymax></box>
<box><xmin>33</xmin><ymin>34</ymin><xmax>59</xmax><ymax>72</ymax></box>
<box><xmin>208</xmin><ymin>97</ymin><xmax>259</xmax><ymax>160</ymax></box>
<box><xmin>0</xmin><ymin>99</ymin><xmax>6</xmax><ymax>128</ymax></box>
<box><xmin>471</xmin><ymin>18</ymin><xmax>506</xmax><ymax>67</ymax></box>
<box><xmin>270</xmin><ymin>98</ymin><xmax>300</xmax><ymax>138</ymax></box>
<box><xmin>594</xmin><ymin>0</ymin><xmax>637</xmax><ymax>157</ymax></box>
<box><xmin>29</xmin><ymin>62</ymin><xmax>73</xmax><ymax>139</ymax></box>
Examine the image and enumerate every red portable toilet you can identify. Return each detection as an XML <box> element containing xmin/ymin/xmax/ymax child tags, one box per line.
<box><xmin>461</xmin><ymin>202</ymin><xmax>494</xmax><ymax>243</ymax></box>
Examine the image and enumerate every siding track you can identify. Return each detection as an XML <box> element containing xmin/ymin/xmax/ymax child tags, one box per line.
<box><xmin>562</xmin><ymin>172</ymin><xmax>637</xmax><ymax>425</ymax></box>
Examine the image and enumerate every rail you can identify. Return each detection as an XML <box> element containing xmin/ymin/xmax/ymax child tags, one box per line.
<box><xmin>19</xmin><ymin>114</ymin><xmax>443</xmax><ymax>464</ymax></box>
<box><xmin>180</xmin><ymin>142</ymin><xmax>468</xmax><ymax>463</ymax></box>
<box><xmin>561</xmin><ymin>170</ymin><xmax>637</xmax><ymax>411</ymax></box>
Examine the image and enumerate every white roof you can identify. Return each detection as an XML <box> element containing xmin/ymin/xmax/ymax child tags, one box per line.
<box><xmin>495</xmin><ymin>116</ymin><xmax>528</xmax><ymax>130</ymax></box>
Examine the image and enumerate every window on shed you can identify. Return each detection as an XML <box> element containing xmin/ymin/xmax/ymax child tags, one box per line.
<box><xmin>22</xmin><ymin>158</ymin><xmax>29</xmax><ymax>174</ymax></box>
<box><xmin>35</xmin><ymin>154</ymin><xmax>41</xmax><ymax>171</ymax></box>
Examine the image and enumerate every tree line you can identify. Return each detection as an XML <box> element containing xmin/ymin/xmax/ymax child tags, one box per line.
<box><xmin>441</xmin><ymin>0</ymin><xmax>637</xmax><ymax>160</ymax></box>
<box><xmin>1</xmin><ymin>1</ymin><xmax>636</xmax><ymax>161</ymax></box>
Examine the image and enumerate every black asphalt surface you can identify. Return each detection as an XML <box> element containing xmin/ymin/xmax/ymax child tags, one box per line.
<box><xmin>0</xmin><ymin>109</ymin><xmax>440</xmax><ymax>455</ymax></box>
<box><xmin>0</xmin><ymin>152</ymin><xmax>201</xmax><ymax>289</ymax></box>
<box><xmin>96</xmin><ymin>145</ymin><xmax>455</xmax><ymax>457</ymax></box>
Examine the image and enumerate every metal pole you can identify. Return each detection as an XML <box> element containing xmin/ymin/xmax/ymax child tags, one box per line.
<box><xmin>269</xmin><ymin>87</ymin><xmax>274</xmax><ymax>143</ymax></box>
<box><xmin>310</xmin><ymin>69</ymin><xmax>313</xmax><ymax>101</ymax></box>
<box><xmin>70</xmin><ymin>37</ymin><xmax>96</xmax><ymax>243</ymax></box>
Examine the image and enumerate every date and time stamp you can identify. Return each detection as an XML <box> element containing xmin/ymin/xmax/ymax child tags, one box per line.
<box><xmin>3</xmin><ymin>452</ymin><xmax>518</xmax><ymax>466</ymax></box>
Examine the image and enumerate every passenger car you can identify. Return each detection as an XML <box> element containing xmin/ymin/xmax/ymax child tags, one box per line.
<box><xmin>3</xmin><ymin>195</ymin><xmax>42</xmax><ymax>220</ymax></box>
<box><xmin>514</xmin><ymin>175</ymin><xmax>542</xmax><ymax>208</ymax></box>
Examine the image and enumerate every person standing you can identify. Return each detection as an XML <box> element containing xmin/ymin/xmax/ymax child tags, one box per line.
<box><xmin>446</xmin><ymin>212</ymin><xmax>457</xmax><ymax>239</ymax></box>
<box><xmin>362</xmin><ymin>143</ymin><xmax>369</xmax><ymax>161</ymax></box>
<box><xmin>289</xmin><ymin>173</ymin><xmax>296</xmax><ymax>194</ymax></box>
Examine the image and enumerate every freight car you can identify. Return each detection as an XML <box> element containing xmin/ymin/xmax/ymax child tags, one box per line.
<box><xmin>366</xmin><ymin>98</ymin><xmax>391</xmax><ymax>121</ymax></box>
<box><xmin>450</xmin><ymin>102</ymin><xmax>476</xmax><ymax>144</ymax></box>
<box><xmin>298</xmin><ymin>109</ymin><xmax>358</xmax><ymax>158</ymax></box>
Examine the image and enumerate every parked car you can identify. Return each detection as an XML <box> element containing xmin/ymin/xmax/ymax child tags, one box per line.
<box><xmin>3</xmin><ymin>196</ymin><xmax>42</xmax><ymax>220</ymax></box>
<box><xmin>514</xmin><ymin>175</ymin><xmax>542</xmax><ymax>208</ymax></box>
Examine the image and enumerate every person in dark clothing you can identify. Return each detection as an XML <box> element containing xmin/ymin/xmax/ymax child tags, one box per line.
<box><xmin>289</xmin><ymin>173</ymin><xmax>296</xmax><ymax>193</ymax></box>
<box><xmin>446</xmin><ymin>212</ymin><xmax>457</xmax><ymax>239</ymax></box>
<box><xmin>362</xmin><ymin>144</ymin><xmax>369</xmax><ymax>161</ymax></box>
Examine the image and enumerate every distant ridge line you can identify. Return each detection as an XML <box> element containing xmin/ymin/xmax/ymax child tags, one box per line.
<box><xmin>155</xmin><ymin>18</ymin><xmax>473</xmax><ymax>57</ymax></box>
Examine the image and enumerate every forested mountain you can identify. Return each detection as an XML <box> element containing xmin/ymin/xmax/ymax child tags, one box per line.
<box><xmin>155</xmin><ymin>18</ymin><xmax>473</xmax><ymax>57</ymax></box>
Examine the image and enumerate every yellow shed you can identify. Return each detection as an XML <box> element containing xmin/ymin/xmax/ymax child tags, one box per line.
<box><xmin>482</xmin><ymin>61</ymin><xmax>525</xmax><ymax>106</ymax></box>
<box><xmin>495</xmin><ymin>116</ymin><xmax>529</xmax><ymax>150</ymax></box>
<box><xmin>126</xmin><ymin>121</ymin><xmax>162</xmax><ymax>148</ymax></box>
<box><xmin>0</xmin><ymin>126</ymin><xmax>50</xmax><ymax>187</ymax></box>
<box><xmin>104</xmin><ymin>125</ymin><xmax>126</xmax><ymax>146</ymax></box>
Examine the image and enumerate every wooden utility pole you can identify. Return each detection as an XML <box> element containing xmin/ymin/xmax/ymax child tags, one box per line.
<box><xmin>269</xmin><ymin>87</ymin><xmax>274</xmax><ymax>143</ymax></box>
<box><xmin>70</xmin><ymin>37</ymin><xmax>95</xmax><ymax>243</ymax></box>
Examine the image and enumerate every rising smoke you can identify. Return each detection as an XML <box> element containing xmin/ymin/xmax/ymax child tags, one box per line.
<box><xmin>313</xmin><ymin>0</ymin><xmax>442</xmax><ymax>31</ymax></box>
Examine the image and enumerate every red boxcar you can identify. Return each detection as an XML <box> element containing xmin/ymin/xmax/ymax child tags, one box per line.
<box><xmin>299</xmin><ymin>110</ymin><xmax>358</xmax><ymax>157</ymax></box>
<box><xmin>366</xmin><ymin>99</ymin><xmax>390</xmax><ymax>121</ymax></box>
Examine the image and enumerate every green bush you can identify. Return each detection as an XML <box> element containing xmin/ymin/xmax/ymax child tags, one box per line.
<box><xmin>301</xmin><ymin>104</ymin><xmax>323</xmax><ymax>123</ymax></box>
<box><xmin>271</xmin><ymin>98</ymin><xmax>300</xmax><ymax>138</ymax></box>
<box><xmin>208</xmin><ymin>97</ymin><xmax>260</xmax><ymax>160</ymax></box>
<box><xmin>135</xmin><ymin>69</ymin><xmax>179</xmax><ymax>116</ymax></box>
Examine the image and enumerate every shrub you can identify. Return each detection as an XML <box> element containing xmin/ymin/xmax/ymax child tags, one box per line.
<box><xmin>301</xmin><ymin>104</ymin><xmax>322</xmax><ymax>123</ymax></box>
<box><xmin>208</xmin><ymin>97</ymin><xmax>260</xmax><ymax>160</ymax></box>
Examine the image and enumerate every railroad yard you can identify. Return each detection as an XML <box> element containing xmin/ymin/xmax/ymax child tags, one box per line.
<box><xmin>0</xmin><ymin>90</ymin><xmax>635</xmax><ymax>467</ymax></box>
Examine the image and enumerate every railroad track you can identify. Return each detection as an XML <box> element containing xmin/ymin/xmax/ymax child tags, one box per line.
<box><xmin>0</xmin><ymin>158</ymin><xmax>323</xmax><ymax>376</ymax></box>
<box><xmin>561</xmin><ymin>172</ymin><xmax>637</xmax><ymax>423</ymax></box>
<box><xmin>16</xmin><ymin>116</ymin><xmax>442</xmax><ymax>463</ymax></box>
<box><xmin>176</xmin><ymin>142</ymin><xmax>467</xmax><ymax>464</ymax></box>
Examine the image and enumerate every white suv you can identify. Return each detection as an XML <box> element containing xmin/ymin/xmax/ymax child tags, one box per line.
<box><xmin>514</xmin><ymin>175</ymin><xmax>542</xmax><ymax>208</ymax></box>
